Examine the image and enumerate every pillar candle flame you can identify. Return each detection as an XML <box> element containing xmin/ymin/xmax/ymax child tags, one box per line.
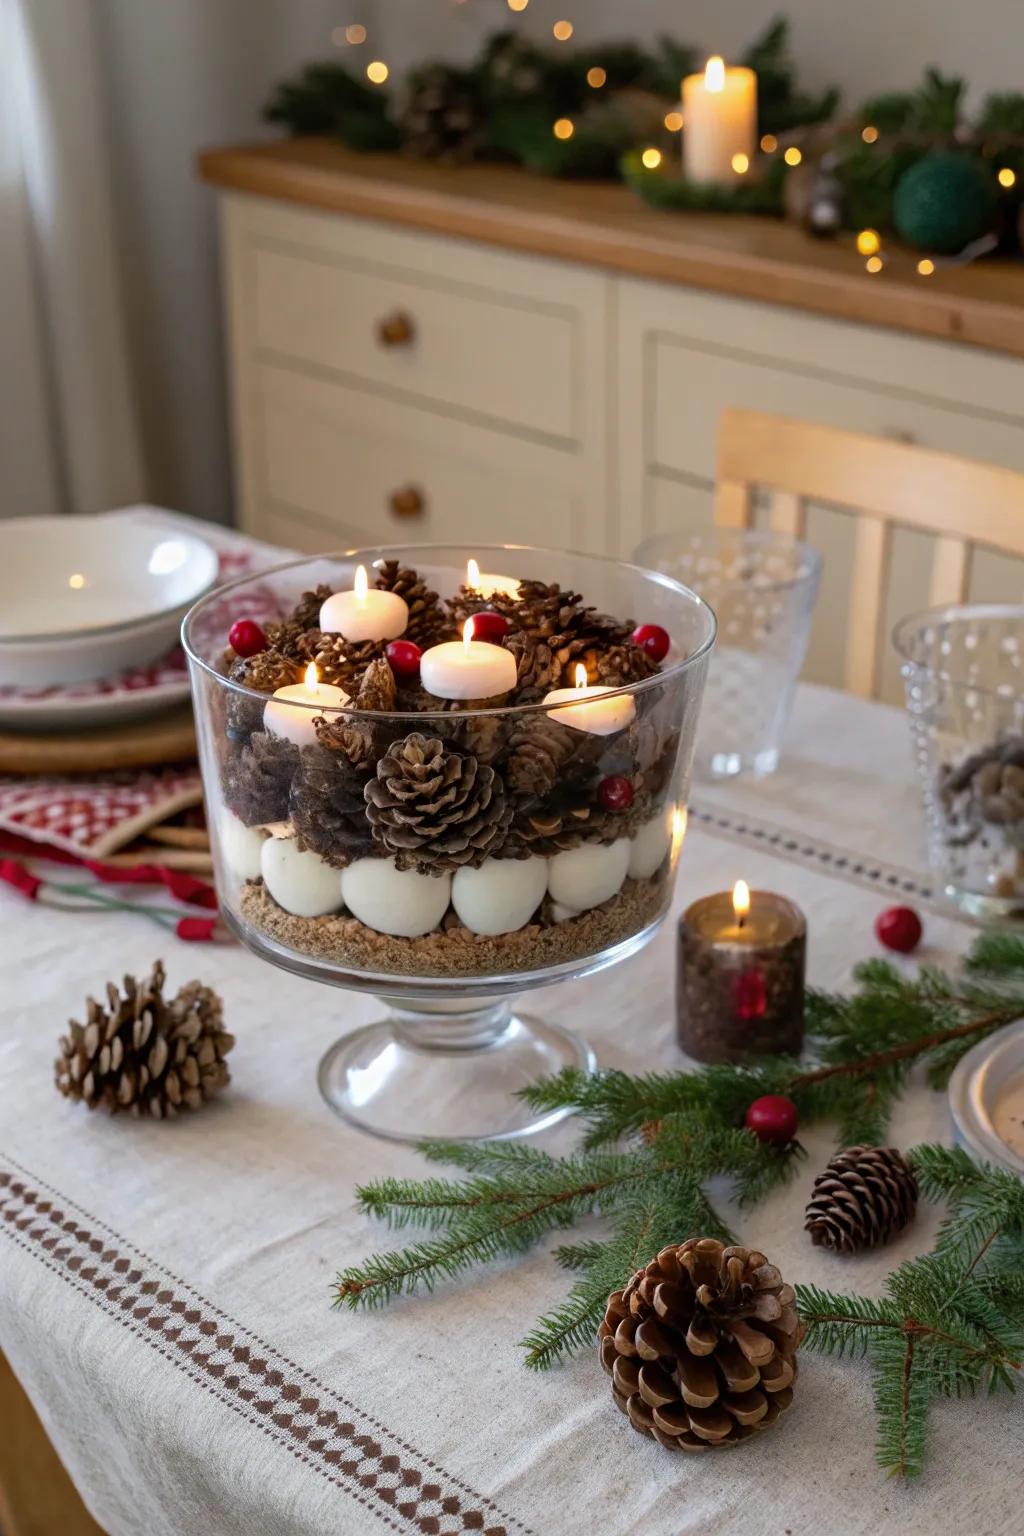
<box><xmin>704</xmin><ymin>55</ymin><xmax>725</xmax><ymax>91</ymax></box>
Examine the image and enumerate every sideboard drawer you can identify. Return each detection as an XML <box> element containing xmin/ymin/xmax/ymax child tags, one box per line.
<box><xmin>252</xmin><ymin>242</ymin><xmax>579</xmax><ymax>444</ymax></box>
<box><xmin>255</xmin><ymin>363</ymin><xmax>583</xmax><ymax>549</ymax></box>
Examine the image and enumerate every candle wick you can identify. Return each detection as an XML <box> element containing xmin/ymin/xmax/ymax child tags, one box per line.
<box><xmin>738</xmin><ymin>912</ymin><xmax>745</xmax><ymax>931</ymax></box>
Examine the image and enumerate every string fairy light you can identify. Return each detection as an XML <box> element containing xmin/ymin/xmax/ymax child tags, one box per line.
<box><xmin>366</xmin><ymin>59</ymin><xmax>389</xmax><ymax>84</ymax></box>
<box><xmin>862</xmin><ymin>125</ymin><xmax>879</xmax><ymax>144</ymax></box>
<box><xmin>731</xmin><ymin>152</ymin><xmax>749</xmax><ymax>174</ymax></box>
<box><xmin>507</xmin><ymin>0</ymin><xmax>529</xmax><ymax>10</ymax></box>
<box><xmin>865</xmin><ymin>255</ymin><xmax>883</xmax><ymax>274</ymax></box>
<box><xmin>917</xmin><ymin>258</ymin><xmax>936</xmax><ymax>276</ymax></box>
<box><xmin>344</xmin><ymin>23</ymin><xmax>366</xmax><ymax>43</ymax></box>
<box><xmin>760</xmin><ymin>133</ymin><xmax>778</xmax><ymax>153</ymax></box>
<box><xmin>664</xmin><ymin>110</ymin><xmax>683</xmax><ymax>132</ymax></box>
<box><xmin>553</xmin><ymin>117</ymin><xmax>574</xmax><ymax>140</ymax></box>
<box><xmin>553</xmin><ymin>19</ymin><xmax>573</xmax><ymax>40</ymax></box>
<box><xmin>856</xmin><ymin>228</ymin><xmax>881</xmax><ymax>256</ymax></box>
<box><xmin>587</xmin><ymin>66</ymin><xmax>607</xmax><ymax>88</ymax></box>
<box><xmin>783</xmin><ymin>146</ymin><xmax>802</xmax><ymax>166</ymax></box>
<box><xmin>998</xmin><ymin>167</ymin><xmax>1017</xmax><ymax>188</ymax></box>
<box><xmin>641</xmin><ymin>147</ymin><xmax>662</xmax><ymax>169</ymax></box>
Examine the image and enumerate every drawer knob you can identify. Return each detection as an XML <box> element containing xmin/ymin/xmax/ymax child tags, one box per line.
<box><xmin>377</xmin><ymin>311</ymin><xmax>416</xmax><ymax>348</ymax></box>
<box><xmin>389</xmin><ymin>485</ymin><xmax>425</xmax><ymax>518</ymax></box>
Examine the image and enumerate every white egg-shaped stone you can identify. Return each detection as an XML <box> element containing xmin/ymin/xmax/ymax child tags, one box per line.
<box><xmin>452</xmin><ymin>857</ymin><xmax>548</xmax><ymax>936</ymax></box>
<box><xmin>628</xmin><ymin>811</ymin><xmax>674</xmax><ymax>879</ymax></box>
<box><xmin>548</xmin><ymin>838</ymin><xmax>630</xmax><ymax>912</ymax></box>
<box><xmin>341</xmin><ymin>858</ymin><xmax>451</xmax><ymax>937</ymax></box>
<box><xmin>218</xmin><ymin>809</ymin><xmax>265</xmax><ymax>883</ymax></box>
<box><xmin>549</xmin><ymin>902</ymin><xmax>581</xmax><ymax>924</ymax></box>
<box><xmin>260</xmin><ymin>835</ymin><xmax>342</xmax><ymax>918</ymax></box>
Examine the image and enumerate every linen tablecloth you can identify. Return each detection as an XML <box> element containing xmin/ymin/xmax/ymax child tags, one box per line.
<box><xmin>1</xmin><ymin>683</ymin><xmax>1020</xmax><ymax>1536</ymax></box>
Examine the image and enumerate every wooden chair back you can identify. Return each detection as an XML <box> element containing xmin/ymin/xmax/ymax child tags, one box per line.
<box><xmin>714</xmin><ymin>407</ymin><xmax>1024</xmax><ymax>698</ymax></box>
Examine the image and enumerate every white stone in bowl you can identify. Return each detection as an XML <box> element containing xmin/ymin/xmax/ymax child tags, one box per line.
<box><xmin>218</xmin><ymin>809</ymin><xmax>265</xmax><ymax>884</ymax></box>
<box><xmin>341</xmin><ymin>858</ymin><xmax>451</xmax><ymax>937</ymax></box>
<box><xmin>452</xmin><ymin>857</ymin><xmax>548</xmax><ymax>936</ymax></box>
<box><xmin>548</xmin><ymin>838</ymin><xmax>630</xmax><ymax>912</ymax></box>
<box><xmin>628</xmin><ymin>811</ymin><xmax>673</xmax><ymax>879</ymax></box>
<box><xmin>261</xmin><ymin>835</ymin><xmax>342</xmax><ymax>918</ymax></box>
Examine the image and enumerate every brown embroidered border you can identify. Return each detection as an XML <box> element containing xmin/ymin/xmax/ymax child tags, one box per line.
<box><xmin>0</xmin><ymin>1162</ymin><xmax>527</xmax><ymax>1536</ymax></box>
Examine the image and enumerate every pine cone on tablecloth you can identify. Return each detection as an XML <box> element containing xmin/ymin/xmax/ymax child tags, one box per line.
<box><xmin>290</xmin><ymin>745</ymin><xmax>374</xmax><ymax>867</ymax></box>
<box><xmin>312</xmin><ymin>634</ymin><xmax>384</xmax><ymax>693</ymax></box>
<box><xmin>374</xmin><ymin>560</ymin><xmax>451</xmax><ymax>648</ymax></box>
<box><xmin>223</xmin><ymin>731</ymin><xmax>298</xmax><ymax>826</ymax></box>
<box><xmin>804</xmin><ymin>1146</ymin><xmax>918</xmax><ymax>1255</ymax></box>
<box><xmin>364</xmin><ymin>732</ymin><xmax>511</xmax><ymax>872</ymax></box>
<box><xmin>55</xmin><ymin>962</ymin><xmax>233</xmax><ymax>1119</ymax></box>
<box><xmin>400</xmin><ymin>63</ymin><xmax>484</xmax><ymax>164</ymax></box>
<box><xmin>599</xmin><ymin>1238</ymin><xmax>801</xmax><ymax>1452</ymax></box>
<box><xmin>503</xmin><ymin>632</ymin><xmax>555</xmax><ymax>702</ymax></box>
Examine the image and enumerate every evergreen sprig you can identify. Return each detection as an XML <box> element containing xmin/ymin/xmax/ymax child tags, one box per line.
<box><xmin>333</xmin><ymin>935</ymin><xmax>1024</xmax><ymax>1475</ymax></box>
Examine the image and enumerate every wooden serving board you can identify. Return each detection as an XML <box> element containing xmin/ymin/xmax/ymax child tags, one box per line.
<box><xmin>0</xmin><ymin>705</ymin><xmax>197</xmax><ymax>775</ymax></box>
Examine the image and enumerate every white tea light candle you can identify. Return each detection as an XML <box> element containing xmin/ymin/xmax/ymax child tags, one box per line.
<box><xmin>542</xmin><ymin>664</ymin><xmax>636</xmax><ymax>736</ymax></box>
<box><xmin>341</xmin><ymin>858</ymin><xmax>451</xmax><ymax>937</ymax></box>
<box><xmin>682</xmin><ymin>56</ymin><xmax>756</xmax><ymax>186</ymax></box>
<box><xmin>452</xmin><ymin>856</ymin><xmax>548</xmax><ymax>935</ymax></box>
<box><xmin>320</xmin><ymin>564</ymin><xmax>409</xmax><ymax>643</ymax></box>
<box><xmin>261</xmin><ymin>835</ymin><xmax>342</xmax><ymax>917</ymax></box>
<box><xmin>263</xmin><ymin>663</ymin><xmax>347</xmax><ymax>748</ymax></box>
<box><xmin>420</xmin><ymin>618</ymin><xmax>518</xmax><ymax>701</ymax></box>
<box><xmin>466</xmin><ymin>557</ymin><xmax>521</xmax><ymax>602</ymax></box>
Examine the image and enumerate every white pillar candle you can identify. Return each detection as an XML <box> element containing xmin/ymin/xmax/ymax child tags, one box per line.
<box><xmin>548</xmin><ymin>838</ymin><xmax>630</xmax><ymax>912</ymax></box>
<box><xmin>420</xmin><ymin>618</ymin><xmax>518</xmax><ymax>701</ymax></box>
<box><xmin>682</xmin><ymin>57</ymin><xmax>757</xmax><ymax>186</ymax></box>
<box><xmin>341</xmin><ymin>858</ymin><xmax>451</xmax><ymax>937</ymax></box>
<box><xmin>452</xmin><ymin>856</ymin><xmax>548</xmax><ymax>936</ymax></box>
<box><xmin>320</xmin><ymin>563</ymin><xmax>409</xmax><ymax>643</ymax></box>
<box><xmin>263</xmin><ymin>663</ymin><xmax>348</xmax><ymax>749</ymax></box>
<box><xmin>628</xmin><ymin>810</ymin><xmax>674</xmax><ymax>879</ymax></box>
<box><xmin>261</xmin><ymin>835</ymin><xmax>343</xmax><ymax>917</ymax></box>
<box><xmin>466</xmin><ymin>557</ymin><xmax>521</xmax><ymax>602</ymax></box>
<box><xmin>542</xmin><ymin>664</ymin><xmax>635</xmax><ymax>736</ymax></box>
<box><xmin>217</xmin><ymin>808</ymin><xmax>265</xmax><ymax>883</ymax></box>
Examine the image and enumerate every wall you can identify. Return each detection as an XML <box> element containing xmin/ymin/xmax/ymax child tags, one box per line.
<box><xmin>94</xmin><ymin>0</ymin><xmax>1023</xmax><ymax>527</ymax></box>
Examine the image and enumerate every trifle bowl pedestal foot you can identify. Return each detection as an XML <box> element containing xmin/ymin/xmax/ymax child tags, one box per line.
<box><xmin>317</xmin><ymin>995</ymin><xmax>595</xmax><ymax>1143</ymax></box>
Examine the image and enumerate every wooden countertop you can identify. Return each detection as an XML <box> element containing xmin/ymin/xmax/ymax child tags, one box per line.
<box><xmin>199</xmin><ymin>138</ymin><xmax>1024</xmax><ymax>360</ymax></box>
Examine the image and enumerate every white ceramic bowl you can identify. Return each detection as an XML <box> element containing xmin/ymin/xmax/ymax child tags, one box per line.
<box><xmin>948</xmin><ymin>1021</ymin><xmax>1024</xmax><ymax>1175</ymax></box>
<box><xmin>0</xmin><ymin>514</ymin><xmax>218</xmax><ymax>686</ymax></box>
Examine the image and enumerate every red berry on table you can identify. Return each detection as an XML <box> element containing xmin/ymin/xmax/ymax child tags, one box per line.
<box><xmin>875</xmin><ymin>905</ymin><xmax>923</xmax><ymax>954</ymax></box>
<box><xmin>469</xmin><ymin>611</ymin><xmax>510</xmax><ymax>645</ymax></box>
<box><xmin>228</xmin><ymin>619</ymin><xmax>266</xmax><ymax>658</ymax></box>
<box><xmin>598</xmin><ymin>774</ymin><xmax>635</xmax><ymax>812</ymax></box>
<box><xmin>631</xmin><ymin>623</ymin><xmax>670</xmax><ymax>663</ymax></box>
<box><xmin>744</xmin><ymin>1094</ymin><xmax>799</xmax><ymax>1144</ymax></box>
<box><xmin>386</xmin><ymin>639</ymin><xmax>422</xmax><ymax>680</ymax></box>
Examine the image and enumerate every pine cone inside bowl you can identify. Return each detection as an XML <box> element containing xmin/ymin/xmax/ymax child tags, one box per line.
<box><xmin>364</xmin><ymin>732</ymin><xmax>512</xmax><ymax>872</ymax></box>
<box><xmin>599</xmin><ymin>1238</ymin><xmax>801</xmax><ymax>1452</ymax></box>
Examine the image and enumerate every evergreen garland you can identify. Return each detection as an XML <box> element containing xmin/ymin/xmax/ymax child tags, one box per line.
<box><xmin>334</xmin><ymin>931</ymin><xmax>1024</xmax><ymax>1476</ymax></box>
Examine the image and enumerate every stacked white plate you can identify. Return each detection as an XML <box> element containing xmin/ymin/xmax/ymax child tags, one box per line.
<box><xmin>0</xmin><ymin>508</ymin><xmax>219</xmax><ymax>729</ymax></box>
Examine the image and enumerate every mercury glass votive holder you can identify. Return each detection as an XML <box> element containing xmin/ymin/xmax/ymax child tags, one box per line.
<box><xmin>676</xmin><ymin>889</ymin><xmax>806</xmax><ymax>1063</ymax></box>
<box><xmin>636</xmin><ymin>528</ymin><xmax>822</xmax><ymax>779</ymax></box>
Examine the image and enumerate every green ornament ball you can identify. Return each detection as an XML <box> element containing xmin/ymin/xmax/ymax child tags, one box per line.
<box><xmin>892</xmin><ymin>154</ymin><xmax>998</xmax><ymax>254</ymax></box>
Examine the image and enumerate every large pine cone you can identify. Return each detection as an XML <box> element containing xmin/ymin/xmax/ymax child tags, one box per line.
<box><xmin>600</xmin><ymin>1239</ymin><xmax>801</xmax><ymax>1452</ymax></box>
<box><xmin>374</xmin><ymin>560</ymin><xmax>450</xmax><ymax>648</ymax></box>
<box><xmin>286</xmin><ymin>583</ymin><xmax>334</xmax><ymax>632</ymax></box>
<box><xmin>805</xmin><ymin>1146</ymin><xmax>918</xmax><ymax>1255</ymax></box>
<box><xmin>400</xmin><ymin>63</ymin><xmax>483</xmax><ymax>164</ymax></box>
<box><xmin>501</xmin><ymin>793</ymin><xmax>610</xmax><ymax>857</ymax></box>
<box><xmin>364</xmin><ymin>733</ymin><xmax>511</xmax><ymax>872</ymax></box>
<box><xmin>290</xmin><ymin>745</ymin><xmax>374</xmax><ymax>867</ymax></box>
<box><xmin>222</xmin><ymin>732</ymin><xmax>298</xmax><ymax>826</ymax></box>
<box><xmin>55</xmin><ymin>962</ymin><xmax>234</xmax><ymax>1119</ymax></box>
<box><xmin>586</xmin><ymin>643</ymin><xmax>660</xmax><ymax>688</ymax></box>
<box><xmin>503</xmin><ymin>632</ymin><xmax>555</xmax><ymax>701</ymax></box>
<box><xmin>503</xmin><ymin>713</ymin><xmax>594</xmax><ymax>801</ymax></box>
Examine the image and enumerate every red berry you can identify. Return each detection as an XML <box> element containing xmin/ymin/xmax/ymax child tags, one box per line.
<box><xmin>386</xmin><ymin>639</ymin><xmax>422</xmax><ymax>680</ymax></box>
<box><xmin>598</xmin><ymin>774</ymin><xmax>635</xmax><ymax>812</ymax></box>
<box><xmin>744</xmin><ymin>1094</ymin><xmax>799</xmax><ymax>1144</ymax></box>
<box><xmin>875</xmin><ymin>905</ymin><xmax>922</xmax><ymax>954</ymax></box>
<box><xmin>468</xmin><ymin>611</ymin><xmax>510</xmax><ymax>645</ymax></box>
<box><xmin>228</xmin><ymin>619</ymin><xmax>266</xmax><ymax>658</ymax></box>
<box><xmin>631</xmin><ymin>623</ymin><xmax>670</xmax><ymax>663</ymax></box>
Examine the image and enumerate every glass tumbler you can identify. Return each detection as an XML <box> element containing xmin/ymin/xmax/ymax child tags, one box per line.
<box><xmin>635</xmin><ymin>529</ymin><xmax>822</xmax><ymax>779</ymax></box>
<box><xmin>895</xmin><ymin>604</ymin><xmax>1024</xmax><ymax>920</ymax></box>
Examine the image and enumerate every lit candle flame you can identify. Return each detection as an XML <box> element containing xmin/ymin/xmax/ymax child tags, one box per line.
<box><xmin>304</xmin><ymin>662</ymin><xmax>320</xmax><ymax>693</ymax></box>
<box><xmin>704</xmin><ymin>55</ymin><xmax>725</xmax><ymax>92</ymax></box>
<box><xmin>467</xmin><ymin>557</ymin><xmax>481</xmax><ymax>591</ymax></box>
<box><xmin>732</xmin><ymin>879</ymin><xmax>750</xmax><ymax>925</ymax></box>
<box><xmin>574</xmin><ymin>663</ymin><xmax>588</xmax><ymax>690</ymax></box>
<box><xmin>463</xmin><ymin>617</ymin><xmax>476</xmax><ymax>650</ymax></box>
<box><xmin>354</xmin><ymin>564</ymin><xmax>368</xmax><ymax>606</ymax></box>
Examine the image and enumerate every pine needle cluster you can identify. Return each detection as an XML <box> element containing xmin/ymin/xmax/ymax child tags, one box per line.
<box><xmin>333</xmin><ymin>932</ymin><xmax>1024</xmax><ymax>1473</ymax></box>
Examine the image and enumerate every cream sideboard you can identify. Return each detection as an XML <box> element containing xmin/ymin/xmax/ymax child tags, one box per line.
<box><xmin>210</xmin><ymin>146</ymin><xmax>1024</xmax><ymax>698</ymax></box>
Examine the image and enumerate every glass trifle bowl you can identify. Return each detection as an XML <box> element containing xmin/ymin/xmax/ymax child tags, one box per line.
<box><xmin>183</xmin><ymin>545</ymin><xmax>715</xmax><ymax>1141</ymax></box>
